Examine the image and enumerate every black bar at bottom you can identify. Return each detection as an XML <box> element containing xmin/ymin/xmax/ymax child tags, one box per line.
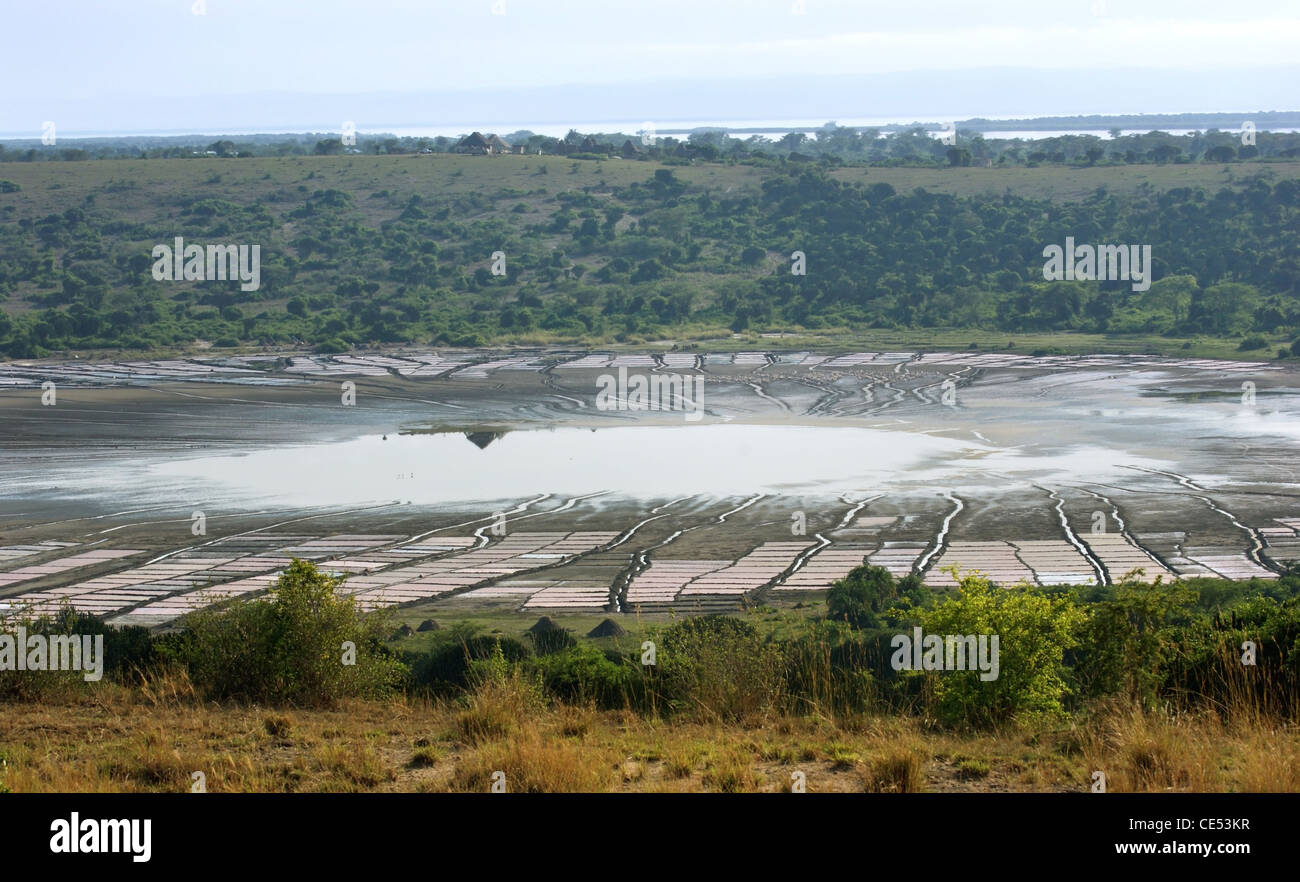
<box><xmin>2</xmin><ymin>792</ymin><xmax>1282</xmax><ymax>869</ymax></box>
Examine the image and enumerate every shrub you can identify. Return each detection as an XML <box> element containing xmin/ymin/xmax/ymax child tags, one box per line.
<box><xmin>827</xmin><ymin>565</ymin><xmax>892</xmax><ymax>628</ymax></box>
<box><xmin>0</xmin><ymin>606</ymin><xmax>155</xmax><ymax>701</ymax></box>
<box><xmin>527</xmin><ymin>627</ymin><xmax>577</xmax><ymax>655</ymax></box>
<box><xmin>916</xmin><ymin>570</ymin><xmax>1083</xmax><ymax>727</ymax></box>
<box><xmin>529</xmin><ymin>643</ymin><xmax>643</xmax><ymax>709</ymax></box>
<box><xmin>406</xmin><ymin>632</ymin><xmax>531</xmax><ymax>694</ymax></box>
<box><xmin>827</xmin><ymin>565</ymin><xmax>926</xmax><ymax>629</ymax></box>
<box><xmin>655</xmin><ymin>614</ymin><xmax>781</xmax><ymax>720</ymax></box>
<box><xmin>179</xmin><ymin>559</ymin><xmax>406</xmax><ymax>706</ymax></box>
<box><xmin>314</xmin><ymin>338</ymin><xmax>349</xmax><ymax>354</ymax></box>
<box><xmin>1072</xmin><ymin>576</ymin><xmax>1197</xmax><ymax>706</ymax></box>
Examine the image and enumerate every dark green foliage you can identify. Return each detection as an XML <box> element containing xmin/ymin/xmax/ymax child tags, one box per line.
<box><xmin>4</xmin><ymin>554</ymin><xmax>1298</xmax><ymax>730</ymax></box>
<box><xmin>827</xmin><ymin>565</ymin><xmax>894</xmax><ymax>628</ymax></box>
<box><xmin>827</xmin><ymin>565</ymin><xmax>926</xmax><ymax>628</ymax></box>
<box><xmin>654</xmin><ymin>614</ymin><xmax>781</xmax><ymax>720</ymax></box>
<box><xmin>528</xmin><ymin>643</ymin><xmax>643</xmax><ymax>708</ymax></box>
<box><xmin>2</xmin><ymin>146</ymin><xmax>1299</xmax><ymax>356</ymax></box>
<box><xmin>0</xmin><ymin>606</ymin><xmax>155</xmax><ymax>700</ymax></box>
<box><xmin>404</xmin><ymin>632</ymin><xmax>532</xmax><ymax>694</ymax></box>
<box><xmin>177</xmin><ymin>559</ymin><xmax>406</xmax><ymax>706</ymax></box>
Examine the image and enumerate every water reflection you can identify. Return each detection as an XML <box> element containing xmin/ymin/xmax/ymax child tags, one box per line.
<box><xmin>464</xmin><ymin>431</ymin><xmax>507</xmax><ymax>450</ymax></box>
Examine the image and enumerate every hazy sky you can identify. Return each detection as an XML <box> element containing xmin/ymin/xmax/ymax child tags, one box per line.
<box><xmin>4</xmin><ymin>0</ymin><xmax>1298</xmax><ymax>132</ymax></box>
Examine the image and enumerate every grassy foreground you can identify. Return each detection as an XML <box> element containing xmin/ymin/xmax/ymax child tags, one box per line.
<box><xmin>3</xmin><ymin>678</ymin><xmax>1298</xmax><ymax>793</ymax></box>
<box><xmin>5</xmin><ymin>561</ymin><xmax>1299</xmax><ymax>793</ymax></box>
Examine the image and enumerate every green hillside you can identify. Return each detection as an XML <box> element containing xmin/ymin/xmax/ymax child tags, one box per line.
<box><xmin>0</xmin><ymin>152</ymin><xmax>1297</xmax><ymax>357</ymax></box>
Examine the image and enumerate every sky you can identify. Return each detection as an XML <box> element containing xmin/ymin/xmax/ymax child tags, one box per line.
<box><xmin>3</xmin><ymin>0</ymin><xmax>1298</xmax><ymax>135</ymax></box>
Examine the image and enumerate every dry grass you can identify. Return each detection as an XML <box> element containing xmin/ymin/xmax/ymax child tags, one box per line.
<box><xmin>1077</xmin><ymin>701</ymin><xmax>1300</xmax><ymax>792</ymax></box>
<box><xmin>2</xmin><ymin>682</ymin><xmax>1298</xmax><ymax>792</ymax></box>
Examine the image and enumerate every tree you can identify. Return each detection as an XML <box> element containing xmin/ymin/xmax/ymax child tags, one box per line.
<box><xmin>1150</xmin><ymin>143</ymin><xmax>1182</xmax><ymax>163</ymax></box>
<box><xmin>631</xmin><ymin>258</ymin><xmax>665</xmax><ymax>283</ymax></box>
<box><xmin>1199</xmin><ymin>282</ymin><xmax>1259</xmax><ymax>335</ymax></box>
<box><xmin>1073</xmin><ymin>574</ymin><xmax>1196</xmax><ymax>706</ymax></box>
<box><xmin>827</xmin><ymin>565</ymin><xmax>901</xmax><ymax>629</ymax></box>
<box><xmin>917</xmin><ymin>569</ymin><xmax>1084</xmax><ymax>726</ymax></box>
<box><xmin>1142</xmin><ymin>274</ymin><xmax>1198</xmax><ymax>326</ymax></box>
<box><xmin>180</xmin><ymin>559</ymin><xmax>405</xmax><ymax>705</ymax></box>
<box><xmin>1206</xmin><ymin>144</ymin><xmax>1236</xmax><ymax>163</ymax></box>
<box><xmin>778</xmin><ymin>132</ymin><xmax>807</xmax><ymax>153</ymax></box>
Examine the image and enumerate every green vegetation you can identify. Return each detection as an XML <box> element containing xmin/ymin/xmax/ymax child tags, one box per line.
<box><xmin>827</xmin><ymin>564</ymin><xmax>928</xmax><ymax>628</ymax></box>
<box><xmin>9</xmin><ymin>559</ymin><xmax>1300</xmax><ymax>735</ymax></box>
<box><xmin>4</xmin><ymin>120</ymin><xmax>1298</xmax><ymax>165</ymax></box>
<box><xmin>5</xmin><ymin>559</ymin><xmax>1300</xmax><ymax>792</ymax></box>
<box><xmin>173</xmin><ymin>559</ymin><xmax>405</xmax><ymax>705</ymax></box>
<box><xmin>0</xmin><ymin>146</ymin><xmax>1298</xmax><ymax>357</ymax></box>
<box><xmin>917</xmin><ymin>570</ymin><xmax>1083</xmax><ymax>726</ymax></box>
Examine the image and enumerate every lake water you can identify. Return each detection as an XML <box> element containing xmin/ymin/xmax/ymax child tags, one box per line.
<box><xmin>105</xmin><ymin>423</ymin><xmax>1170</xmax><ymax>508</ymax></box>
<box><xmin>14</xmin><ymin>120</ymin><xmax>1296</xmax><ymax>143</ymax></box>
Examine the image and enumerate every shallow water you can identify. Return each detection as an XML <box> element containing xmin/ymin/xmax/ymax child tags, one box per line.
<box><xmin>110</xmin><ymin>423</ymin><xmax>1174</xmax><ymax>507</ymax></box>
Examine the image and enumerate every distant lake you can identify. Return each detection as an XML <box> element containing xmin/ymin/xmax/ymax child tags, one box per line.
<box><xmin>12</xmin><ymin>119</ymin><xmax>1298</xmax><ymax>143</ymax></box>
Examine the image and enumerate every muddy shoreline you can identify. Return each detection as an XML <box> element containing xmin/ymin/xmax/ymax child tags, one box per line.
<box><xmin>2</xmin><ymin>349</ymin><xmax>1298</xmax><ymax>626</ymax></box>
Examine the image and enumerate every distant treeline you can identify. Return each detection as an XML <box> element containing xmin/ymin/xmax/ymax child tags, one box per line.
<box><xmin>3</xmin><ymin>122</ymin><xmax>1300</xmax><ymax>166</ymax></box>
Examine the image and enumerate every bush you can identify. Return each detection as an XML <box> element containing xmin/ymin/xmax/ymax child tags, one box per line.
<box><xmin>0</xmin><ymin>606</ymin><xmax>156</xmax><ymax>701</ymax></box>
<box><xmin>1072</xmin><ymin>576</ymin><xmax>1197</xmax><ymax>706</ymax></box>
<box><xmin>314</xmin><ymin>338</ymin><xmax>350</xmax><ymax>354</ymax></box>
<box><xmin>406</xmin><ymin>631</ymin><xmax>531</xmax><ymax>694</ymax></box>
<box><xmin>179</xmin><ymin>559</ymin><xmax>406</xmax><ymax>706</ymax></box>
<box><xmin>915</xmin><ymin>570</ymin><xmax>1083</xmax><ymax>727</ymax></box>
<box><xmin>655</xmin><ymin>614</ymin><xmax>781</xmax><ymax>720</ymax></box>
<box><xmin>827</xmin><ymin>565</ymin><xmax>926</xmax><ymax>629</ymax></box>
<box><xmin>827</xmin><ymin>565</ymin><xmax>893</xmax><ymax>628</ymax></box>
<box><xmin>529</xmin><ymin>643</ymin><xmax>643</xmax><ymax>708</ymax></box>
